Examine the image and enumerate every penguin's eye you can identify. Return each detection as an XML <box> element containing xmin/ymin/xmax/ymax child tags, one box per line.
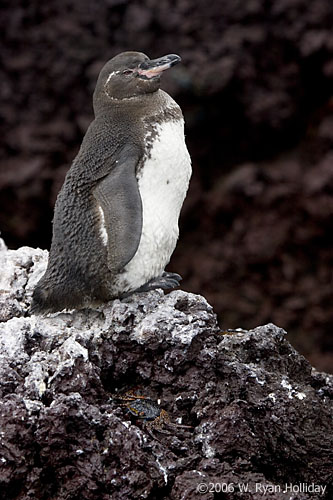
<box><xmin>122</xmin><ymin>69</ymin><xmax>133</xmax><ymax>75</ymax></box>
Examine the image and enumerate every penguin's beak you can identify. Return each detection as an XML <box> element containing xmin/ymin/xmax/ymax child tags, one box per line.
<box><xmin>137</xmin><ymin>54</ymin><xmax>181</xmax><ymax>79</ymax></box>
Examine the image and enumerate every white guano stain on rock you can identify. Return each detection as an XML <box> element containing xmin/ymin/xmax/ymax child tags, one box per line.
<box><xmin>281</xmin><ymin>376</ymin><xmax>307</xmax><ymax>400</ymax></box>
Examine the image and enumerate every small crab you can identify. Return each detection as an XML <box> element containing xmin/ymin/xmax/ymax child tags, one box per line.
<box><xmin>110</xmin><ymin>391</ymin><xmax>192</xmax><ymax>440</ymax></box>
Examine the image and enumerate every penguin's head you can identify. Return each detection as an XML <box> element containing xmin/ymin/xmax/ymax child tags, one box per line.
<box><xmin>94</xmin><ymin>51</ymin><xmax>181</xmax><ymax>102</ymax></box>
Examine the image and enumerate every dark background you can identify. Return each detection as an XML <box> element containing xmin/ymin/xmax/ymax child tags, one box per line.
<box><xmin>1</xmin><ymin>0</ymin><xmax>332</xmax><ymax>372</ymax></box>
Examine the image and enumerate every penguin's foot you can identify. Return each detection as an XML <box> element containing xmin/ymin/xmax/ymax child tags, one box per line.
<box><xmin>134</xmin><ymin>272</ymin><xmax>182</xmax><ymax>294</ymax></box>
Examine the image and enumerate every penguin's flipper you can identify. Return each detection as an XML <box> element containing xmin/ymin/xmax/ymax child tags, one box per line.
<box><xmin>93</xmin><ymin>150</ymin><xmax>142</xmax><ymax>272</ymax></box>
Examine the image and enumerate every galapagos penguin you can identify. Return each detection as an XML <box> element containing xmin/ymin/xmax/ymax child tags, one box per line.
<box><xmin>31</xmin><ymin>51</ymin><xmax>192</xmax><ymax>313</ymax></box>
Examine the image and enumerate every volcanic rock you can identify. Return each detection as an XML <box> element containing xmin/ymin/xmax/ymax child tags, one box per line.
<box><xmin>0</xmin><ymin>241</ymin><xmax>332</xmax><ymax>499</ymax></box>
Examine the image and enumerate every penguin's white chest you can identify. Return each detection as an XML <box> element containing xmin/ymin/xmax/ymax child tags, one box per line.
<box><xmin>115</xmin><ymin>118</ymin><xmax>191</xmax><ymax>292</ymax></box>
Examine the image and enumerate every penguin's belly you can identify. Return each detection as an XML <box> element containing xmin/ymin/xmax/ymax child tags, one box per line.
<box><xmin>114</xmin><ymin>118</ymin><xmax>191</xmax><ymax>292</ymax></box>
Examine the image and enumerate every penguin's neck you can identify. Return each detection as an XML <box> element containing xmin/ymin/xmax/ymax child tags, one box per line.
<box><xmin>94</xmin><ymin>90</ymin><xmax>180</xmax><ymax>122</ymax></box>
<box><xmin>94</xmin><ymin>90</ymin><xmax>157</xmax><ymax>117</ymax></box>
<box><xmin>141</xmin><ymin>90</ymin><xmax>183</xmax><ymax>124</ymax></box>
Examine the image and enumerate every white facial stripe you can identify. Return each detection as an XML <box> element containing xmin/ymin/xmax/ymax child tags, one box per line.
<box><xmin>103</xmin><ymin>68</ymin><xmax>146</xmax><ymax>101</ymax></box>
<box><xmin>105</xmin><ymin>71</ymin><xmax>117</xmax><ymax>85</ymax></box>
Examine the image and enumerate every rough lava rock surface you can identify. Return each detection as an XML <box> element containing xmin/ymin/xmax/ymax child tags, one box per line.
<box><xmin>0</xmin><ymin>240</ymin><xmax>332</xmax><ymax>500</ymax></box>
<box><xmin>1</xmin><ymin>0</ymin><xmax>333</xmax><ymax>370</ymax></box>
